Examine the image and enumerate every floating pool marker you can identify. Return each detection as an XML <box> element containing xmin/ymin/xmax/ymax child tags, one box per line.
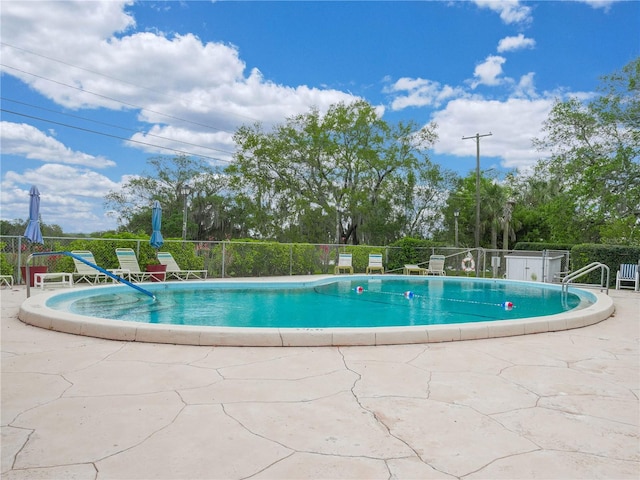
<box><xmin>355</xmin><ymin>286</ymin><xmax>364</xmax><ymax>294</ymax></box>
<box><xmin>404</xmin><ymin>291</ymin><xmax>415</xmax><ymax>299</ymax></box>
<box><xmin>501</xmin><ymin>301</ymin><xmax>514</xmax><ymax>310</ymax></box>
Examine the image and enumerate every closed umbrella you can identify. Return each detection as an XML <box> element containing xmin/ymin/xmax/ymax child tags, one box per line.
<box><xmin>148</xmin><ymin>201</ymin><xmax>165</xmax><ymax>281</ymax></box>
<box><xmin>22</xmin><ymin>185</ymin><xmax>44</xmax><ymax>290</ymax></box>
<box><xmin>24</xmin><ymin>185</ymin><xmax>43</xmax><ymax>244</ymax></box>
<box><xmin>150</xmin><ymin>200</ymin><xmax>164</xmax><ymax>249</ymax></box>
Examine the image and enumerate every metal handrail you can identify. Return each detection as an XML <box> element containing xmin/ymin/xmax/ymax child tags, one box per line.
<box><xmin>562</xmin><ymin>262</ymin><xmax>610</xmax><ymax>294</ymax></box>
<box><xmin>25</xmin><ymin>251</ymin><xmax>155</xmax><ymax>300</ymax></box>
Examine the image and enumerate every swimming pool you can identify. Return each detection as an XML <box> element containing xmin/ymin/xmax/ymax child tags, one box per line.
<box><xmin>19</xmin><ymin>275</ymin><xmax>614</xmax><ymax>346</ymax></box>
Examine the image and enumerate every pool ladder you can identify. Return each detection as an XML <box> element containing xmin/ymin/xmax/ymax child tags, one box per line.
<box><xmin>562</xmin><ymin>262</ymin><xmax>610</xmax><ymax>295</ymax></box>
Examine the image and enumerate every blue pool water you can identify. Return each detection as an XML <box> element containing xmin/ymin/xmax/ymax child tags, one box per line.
<box><xmin>46</xmin><ymin>276</ymin><xmax>593</xmax><ymax>329</ymax></box>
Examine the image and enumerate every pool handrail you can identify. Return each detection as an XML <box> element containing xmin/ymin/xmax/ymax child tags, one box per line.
<box><xmin>25</xmin><ymin>251</ymin><xmax>156</xmax><ymax>300</ymax></box>
<box><xmin>562</xmin><ymin>261</ymin><xmax>609</xmax><ymax>295</ymax></box>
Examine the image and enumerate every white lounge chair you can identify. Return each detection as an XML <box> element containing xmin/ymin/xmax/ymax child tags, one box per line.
<box><xmin>365</xmin><ymin>253</ymin><xmax>384</xmax><ymax>274</ymax></box>
<box><xmin>426</xmin><ymin>254</ymin><xmax>446</xmax><ymax>276</ymax></box>
<box><xmin>71</xmin><ymin>250</ymin><xmax>111</xmax><ymax>284</ymax></box>
<box><xmin>616</xmin><ymin>263</ymin><xmax>639</xmax><ymax>291</ymax></box>
<box><xmin>403</xmin><ymin>264</ymin><xmax>426</xmax><ymax>275</ymax></box>
<box><xmin>334</xmin><ymin>253</ymin><xmax>354</xmax><ymax>274</ymax></box>
<box><xmin>115</xmin><ymin>248</ymin><xmax>154</xmax><ymax>282</ymax></box>
<box><xmin>157</xmin><ymin>252</ymin><xmax>208</xmax><ymax>280</ymax></box>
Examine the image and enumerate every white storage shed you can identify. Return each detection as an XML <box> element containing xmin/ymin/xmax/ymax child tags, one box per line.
<box><xmin>505</xmin><ymin>251</ymin><xmax>565</xmax><ymax>283</ymax></box>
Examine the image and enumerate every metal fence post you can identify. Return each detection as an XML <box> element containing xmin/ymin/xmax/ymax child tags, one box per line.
<box><xmin>17</xmin><ymin>236</ymin><xmax>22</xmax><ymax>283</ymax></box>
<box><xmin>222</xmin><ymin>242</ymin><xmax>226</xmax><ymax>278</ymax></box>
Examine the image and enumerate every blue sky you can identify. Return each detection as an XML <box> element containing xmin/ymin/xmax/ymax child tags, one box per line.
<box><xmin>1</xmin><ymin>0</ymin><xmax>638</xmax><ymax>233</ymax></box>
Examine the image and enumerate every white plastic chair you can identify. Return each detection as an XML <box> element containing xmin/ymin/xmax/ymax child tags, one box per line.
<box><xmin>157</xmin><ymin>252</ymin><xmax>208</xmax><ymax>280</ymax></box>
<box><xmin>71</xmin><ymin>250</ymin><xmax>111</xmax><ymax>284</ymax></box>
<box><xmin>365</xmin><ymin>253</ymin><xmax>384</xmax><ymax>274</ymax></box>
<box><xmin>115</xmin><ymin>248</ymin><xmax>154</xmax><ymax>282</ymax></box>
<box><xmin>616</xmin><ymin>263</ymin><xmax>639</xmax><ymax>291</ymax></box>
<box><xmin>334</xmin><ymin>253</ymin><xmax>354</xmax><ymax>274</ymax></box>
<box><xmin>426</xmin><ymin>254</ymin><xmax>446</xmax><ymax>276</ymax></box>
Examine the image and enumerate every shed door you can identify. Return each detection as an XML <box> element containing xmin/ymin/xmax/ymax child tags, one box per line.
<box><xmin>507</xmin><ymin>257</ymin><xmax>543</xmax><ymax>282</ymax></box>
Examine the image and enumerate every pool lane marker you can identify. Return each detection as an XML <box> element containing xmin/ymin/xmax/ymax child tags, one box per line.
<box><xmin>353</xmin><ymin>286</ymin><xmax>515</xmax><ymax>310</ymax></box>
<box><xmin>312</xmin><ymin>285</ymin><xmax>513</xmax><ymax>321</ymax></box>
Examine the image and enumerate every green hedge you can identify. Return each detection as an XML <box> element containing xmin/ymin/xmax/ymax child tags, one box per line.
<box><xmin>207</xmin><ymin>241</ymin><xmax>414</xmax><ymax>276</ymax></box>
<box><xmin>50</xmin><ymin>237</ymin><xmax>204</xmax><ymax>274</ymax></box>
<box><xmin>210</xmin><ymin>241</ymin><xmax>322</xmax><ymax>277</ymax></box>
<box><xmin>571</xmin><ymin>244</ymin><xmax>640</xmax><ymax>286</ymax></box>
<box><xmin>386</xmin><ymin>238</ymin><xmax>440</xmax><ymax>272</ymax></box>
<box><xmin>49</xmin><ymin>239</ymin><xmax>132</xmax><ymax>273</ymax></box>
<box><xmin>0</xmin><ymin>242</ymin><xmax>13</xmax><ymax>276</ymax></box>
<box><xmin>341</xmin><ymin>245</ymin><xmax>390</xmax><ymax>273</ymax></box>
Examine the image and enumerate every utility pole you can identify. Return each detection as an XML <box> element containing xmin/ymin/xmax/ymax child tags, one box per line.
<box><xmin>454</xmin><ymin>210</ymin><xmax>459</xmax><ymax>248</ymax></box>
<box><xmin>502</xmin><ymin>199</ymin><xmax>515</xmax><ymax>251</ymax></box>
<box><xmin>462</xmin><ymin>132</ymin><xmax>492</xmax><ymax>249</ymax></box>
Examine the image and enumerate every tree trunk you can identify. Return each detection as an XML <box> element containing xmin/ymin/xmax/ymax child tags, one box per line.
<box><xmin>491</xmin><ymin>224</ymin><xmax>498</xmax><ymax>250</ymax></box>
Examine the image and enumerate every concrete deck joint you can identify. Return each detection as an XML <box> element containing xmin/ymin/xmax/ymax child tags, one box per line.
<box><xmin>2</xmin><ymin>287</ymin><xmax>638</xmax><ymax>479</ymax></box>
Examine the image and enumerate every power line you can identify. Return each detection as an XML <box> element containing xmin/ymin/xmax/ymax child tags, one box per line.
<box><xmin>1</xmin><ymin>63</ymin><xmax>238</xmax><ymax>135</ymax></box>
<box><xmin>1</xmin><ymin>97</ymin><xmax>235</xmax><ymax>156</ymax></box>
<box><xmin>1</xmin><ymin>108</ymin><xmax>233</xmax><ymax>164</ymax></box>
<box><xmin>0</xmin><ymin>41</ymin><xmax>262</xmax><ymax>125</ymax></box>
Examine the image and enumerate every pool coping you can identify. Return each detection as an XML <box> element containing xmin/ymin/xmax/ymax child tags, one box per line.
<box><xmin>18</xmin><ymin>276</ymin><xmax>615</xmax><ymax>347</ymax></box>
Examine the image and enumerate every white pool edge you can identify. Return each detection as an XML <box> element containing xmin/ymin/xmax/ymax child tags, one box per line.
<box><xmin>18</xmin><ymin>277</ymin><xmax>615</xmax><ymax>347</ymax></box>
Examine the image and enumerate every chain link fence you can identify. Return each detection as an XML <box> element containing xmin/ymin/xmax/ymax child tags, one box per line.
<box><xmin>0</xmin><ymin>235</ymin><xmax>569</xmax><ymax>285</ymax></box>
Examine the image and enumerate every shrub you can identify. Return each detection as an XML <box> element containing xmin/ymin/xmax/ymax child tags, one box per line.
<box><xmin>0</xmin><ymin>242</ymin><xmax>14</xmax><ymax>276</ymax></box>
<box><xmin>217</xmin><ymin>240</ymin><xmax>315</xmax><ymax>277</ymax></box>
<box><xmin>571</xmin><ymin>244</ymin><xmax>640</xmax><ymax>286</ymax></box>
<box><xmin>386</xmin><ymin>237</ymin><xmax>438</xmax><ymax>272</ymax></box>
<box><xmin>48</xmin><ymin>237</ymin><xmax>204</xmax><ymax>274</ymax></box>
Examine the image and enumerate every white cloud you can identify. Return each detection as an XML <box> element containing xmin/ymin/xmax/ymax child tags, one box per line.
<box><xmin>0</xmin><ymin>122</ymin><xmax>116</xmax><ymax>168</ymax></box>
<box><xmin>497</xmin><ymin>34</ymin><xmax>536</xmax><ymax>53</ymax></box>
<box><xmin>471</xmin><ymin>55</ymin><xmax>507</xmax><ymax>88</ymax></box>
<box><xmin>473</xmin><ymin>0</ymin><xmax>532</xmax><ymax>24</ymax></box>
<box><xmin>0</xmin><ymin>0</ymin><xmax>363</xmax><ymax>232</ymax></box>
<box><xmin>0</xmin><ymin>0</ymin><xmax>360</xmax><ymax>146</ymax></box>
<box><xmin>1</xmin><ymin>164</ymin><xmax>122</xmax><ymax>231</ymax></box>
<box><xmin>431</xmin><ymin>97</ymin><xmax>556</xmax><ymax>170</ymax></box>
<box><xmin>576</xmin><ymin>0</ymin><xmax>621</xmax><ymax>10</ymax></box>
<box><xmin>513</xmin><ymin>73</ymin><xmax>537</xmax><ymax>98</ymax></box>
<box><xmin>130</xmin><ymin>125</ymin><xmax>236</xmax><ymax>165</ymax></box>
<box><xmin>385</xmin><ymin>78</ymin><xmax>466</xmax><ymax>110</ymax></box>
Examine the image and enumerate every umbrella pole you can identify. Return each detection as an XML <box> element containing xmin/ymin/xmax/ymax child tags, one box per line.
<box><xmin>25</xmin><ymin>254</ymin><xmax>33</xmax><ymax>298</ymax></box>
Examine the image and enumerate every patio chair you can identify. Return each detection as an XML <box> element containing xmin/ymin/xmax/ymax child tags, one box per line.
<box><xmin>615</xmin><ymin>263</ymin><xmax>639</xmax><ymax>291</ymax></box>
<box><xmin>334</xmin><ymin>253</ymin><xmax>354</xmax><ymax>274</ymax></box>
<box><xmin>115</xmin><ymin>248</ymin><xmax>154</xmax><ymax>282</ymax></box>
<box><xmin>403</xmin><ymin>264</ymin><xmax>427</xmax><ymax>275</ymax></box>
<box><xmin>157</xmin><ymin>252</ymin><xmax>208</xmax><ymax>280</ymax></box>
<box><xmin>426</xmin><ymin>254</ymin><xmax>446</xmax><ymax>276</ymax></box>
<box><xmin>71</xmin><ymin>250</ymin><xmax>111</xmax><ymax>284</ymax></box>
<box><xmin>365</xmin><ymin>253</ymin><xmax>385</xmax><ymax>274</ymax></box>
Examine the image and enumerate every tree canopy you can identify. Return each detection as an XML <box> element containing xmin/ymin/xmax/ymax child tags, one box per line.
<box><xmin>532</xmin><ymin>57</ymin><xmax>639</xmax><ymax>244</ymax></box>
<box><xmin>104</xmin><ymin>155</ymin><xmax>236</xmax><ymax>240</ymax></box>
<box><xmin>227</xmin><ymin>100</ymin><xmax>451</xmax><ymax>244</ymax></box>
<box><xmin>98</xmin><ymin>59</ymin><xmax>639</xmax><ymax>247</ymax></box>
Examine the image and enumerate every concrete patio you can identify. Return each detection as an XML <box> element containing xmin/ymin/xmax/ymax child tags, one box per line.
<box><xmin>2</xmin><ymin>285</ymin><xmax>639</xmax><ymax>479</ymax></box>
